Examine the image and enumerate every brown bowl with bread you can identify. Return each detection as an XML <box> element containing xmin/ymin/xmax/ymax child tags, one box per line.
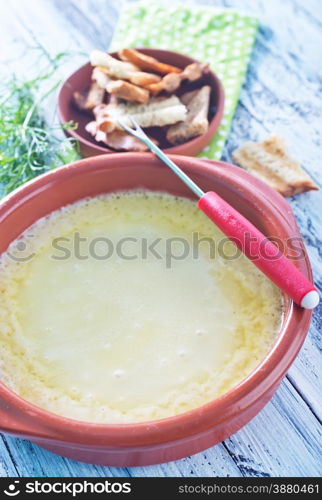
<box><xmin>58</xmin><ymin>48</ymin><xmax>225</xmax><ymax>157</ymax></box>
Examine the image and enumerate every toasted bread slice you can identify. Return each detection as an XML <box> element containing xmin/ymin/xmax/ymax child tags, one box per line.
<box><xmin>90</xmin><ymin>104</ymin><xmax>115</xmax><ymax>134</ymax></box>
<box><xmin>166</xmin><ymin>86</ymin><xmax>211</xmax><ymax>145</ymax></box>
<box><xmin>106</xmin><ymin>80</ymin><xmax>149</xmax><ymax>104</ymax></box>
<box><xmin>232</xmin><ymin>135</ymin><xmax>319</xmax><ymax>197</ymax></box>
<box><xmin>179</xmin><ymin>89</ymin><xmax>199</xmax><ymax>106</ymax></box>
<box><xmin>93</xmin><ymin>96</ymin><xmax>187</xmax><ymax>133</ymax></box>
<box><xmin>103</xmin><ymin>130</ymin><xmax>158</xmax><ymax>151</ymax></box>
<box><xmin>118</xmin><ymin>48</ymin><xmax>181</xmax><ymax>75</ymax></box>
<box><xmin>73</xmin><ymin>81</ymin><xmax>105</xmax><ymax>110</ymax></box>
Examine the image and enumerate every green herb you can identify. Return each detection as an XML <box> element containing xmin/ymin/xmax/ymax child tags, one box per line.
<box><xmin>0</xmin><ymin>51</ymin><xmax>79</xmax><ymax>195</ymax></box>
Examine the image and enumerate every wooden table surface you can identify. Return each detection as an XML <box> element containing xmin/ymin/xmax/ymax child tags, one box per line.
<box><xmin>1</xmin><ymin>0</ymin><xmax>321</xmax><ymax>478</ymax></box>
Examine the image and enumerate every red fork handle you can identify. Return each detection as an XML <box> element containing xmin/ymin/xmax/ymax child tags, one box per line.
<box><xmin>198</xmin><ymin>191</ymin><xmax>319</xmax><ymax>309</ymax></box>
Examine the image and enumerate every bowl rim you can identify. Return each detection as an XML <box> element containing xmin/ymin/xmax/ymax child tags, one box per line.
<box><xmin>0</xmin><ymin>153</ymin><xmax>312</xmax><ymax>445</ymax></box>
<box><xmin>58</xmin><ymin>47</ymin><xmax>225</xmax><ymax>155</ymax></box>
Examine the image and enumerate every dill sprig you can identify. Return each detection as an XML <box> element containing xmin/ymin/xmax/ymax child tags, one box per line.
<box><xmin>0</xmin><ymin>51</ymin><xmax>80</xmax><ymax>195</ymax></box>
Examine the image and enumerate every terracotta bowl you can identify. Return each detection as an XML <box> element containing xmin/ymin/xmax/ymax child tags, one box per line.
<box><xmin>0</xmin><ymin>154</ymin><xmax>312</xmax><ymax>466</ymax></box>
<box><xmin>58</xmin><ymin>49</ymin><xmax>225</xmax><ymax>157</ymax></box>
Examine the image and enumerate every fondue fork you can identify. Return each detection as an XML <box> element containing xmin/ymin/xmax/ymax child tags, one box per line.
<box><xmin>118</xmin><ymin>118</ymin><xmax>319</xmax><ymax>309</ymax></box>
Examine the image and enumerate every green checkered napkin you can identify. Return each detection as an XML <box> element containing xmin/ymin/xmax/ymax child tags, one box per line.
<box><xmin>110</xmin><ymin>1</ymin><xmax>258</xmax><ymax>160</ymax></box>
